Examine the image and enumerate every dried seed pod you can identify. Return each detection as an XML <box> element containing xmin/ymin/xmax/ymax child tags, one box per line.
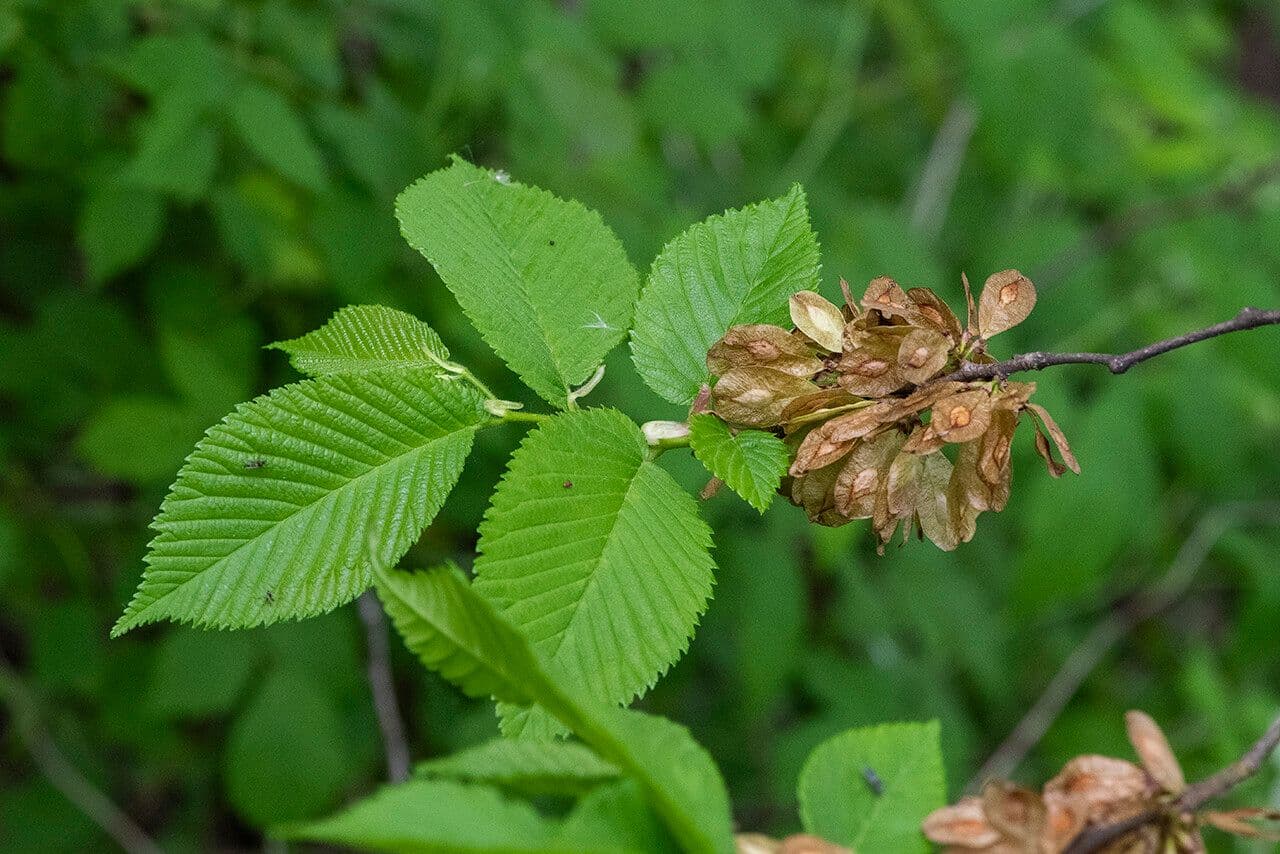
<box><xmin>789</xmin><ymin>457</ymin><xmax>853</xmax><ymax>527</ymax></box>
<box><xmin>922</xmin><ymin>797</ymin><xmax>1003</xmax><ymax>849</ymax></box>
<box><xmin>897</xmin><ymin>327</ymin><xmax>950</xmax><ymax>384</ymax></box>
<box><xmin>790</xmin><ymin>291</ymin><xmax>846</xmax><ymax>352</ymax></box>
<box><xmin>790</xmin><ymin>427</ymin><xmax>856</xmax><ymax>476</ymax></box>
<box><xmin>780</xmin><ymin>388</ymin><xmax>862</xmax><ymax>431</ymax></box>
<box><xmin>1033</xmin><ymin>429</ymin><xmax>1069</xmax><ymax>478</ymax></box>
<box><xmin>975</xmin><ymin>408</ymin><xmax>1016</xmax><ymax>510</ymax></box>
<box><xmin>1124</xmin><ymin>710</ymin><xmax>1185</xmax><ymax>795</ymax></box>
<box><xmin>838</xmin><ymin>327</ymin><xmax>912</xmax><ymax>397</ymax></box>
<box><xmin>907</xmin><ymin>286</ymin><xmax>964</xmax><ymax>342</ymax></box>
<box><xmin>981</xmin><ymin>780</ymin><xmax>1045</xmax><ymax>846</ymax></box>
<box><xmin>861</xmin><ymin>275</ymin><xmax>915</xmax><ymax>321</ymax></box>
<box><xmin>915</xmin><ymin>450</ymin><xmax>958</xmax><ymax>550</ymax></box>
<box><xmin>712</xmin><ymin>367</ymin><xmax>817</xmax><ymax>428</ymax></box>
<box><xmin>708</xmin><ymin>324</ymin><xmax>823</xmax><ymax>378</ymax></box>
<box><xmin>948</xmin><ymin>443</ymin><xmax>982</xmax><ymax>542</ymax></box>
<box><xmin>1042</xmin><ymin>756</ymin><xmax>1153</xmax><ymax>851</ymax></box>
<box><xmin>823</xmin><ymin>401</ymin><xmax>898</xmax><ymax>442</ymax></box>
<box><xmin>978</xmin><ymin>269</ymin><xmax>1036</xmax><ymax>338</ymax></box>
<box><xmin>833</xmin><ymin>430</ymin><xmax>904</xmax><ymax>519</ymax></box>
<box><xmin>1026</xmin><ymin>402</ymin><xmax>1080</xmax><ymax>474</ymax></box>
<box><xmin>931</xmin><ymin>389</ymin><xmax>993</xmax><ymax>444</ymax></box>
<box><xmin>992</xmin><ymin>380</ymin><xmax>1037</xmax><ymax>411</ymax></box>
<box><xmin>882</xmin><ymin>380</ymin><xmax>969</xmax><ymax>422</ymax></box>
<box><xmin>901</xmin><ymin>422</ymin><xmax>944</xmax><ymax>455</ymax></box>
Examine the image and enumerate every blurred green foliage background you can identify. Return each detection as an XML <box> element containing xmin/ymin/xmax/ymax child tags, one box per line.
<box><xmin>3</xmin><ymin>0</ymin><xmax>1280</xmax><ymax>850</ymax></box>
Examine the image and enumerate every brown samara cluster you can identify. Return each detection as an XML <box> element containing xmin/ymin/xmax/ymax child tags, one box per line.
<box><xmin>922</xmin><ymin>711</ymin><xmax>1277</xmax><ymax>852</ymax></box>
<box><xmin>705</xmin><ymin>270</ymin><xmax>1079</xmax><ymax>551</ymax></box>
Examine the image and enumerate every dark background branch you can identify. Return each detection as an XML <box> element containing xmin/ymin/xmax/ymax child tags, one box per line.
<box><xmin>943</xmin><ymin>307</ymin><xmax>1280</xmax><ymax>383</ymax></box>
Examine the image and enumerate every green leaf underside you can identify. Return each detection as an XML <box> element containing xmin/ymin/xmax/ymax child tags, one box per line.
<box><xmin>416</xmin><ymin>738</ymin><xmax>620</xmax><ymax>796</ymax></box>
<box><xmin>473</xmin><ymin>408</ymin><xmax>715</xmax><ymax>738</ymax></box>
<box><xmin>630</xmin><ymin>185</ymin><xmax>821</xmax><ymax>405</ymax></box>
<box><xmin>269</xmin><ymin>305</ymin><xmax>449</xmax><ymax>377</ymax></box>
<box><xmin>375</xmin><ymin>565</ymin><xmax>734</xmax><ymax>854</ymax></box>
<box><xmin>797</xmin><ymin>721</ymin><xmax>945</xmax><ymax>853</ymax></box>
<box><xmin>277</xmin><ymin>779</ymin><xmax>564</xmax><ymax>853</ymax></box>
<box><xmin>112</xmin><ymin>369</ymin><xmax>485</xmax><ymax>635</ymax></box>
<box><xmin>396</xmin><ymin>157</ymin><xmax>639</xmax><ymax>407</ymax></box>
<box><xmin>688</xmin><ymin>415</ymin><xmax>789</xmax><ymax>512</ymax></box>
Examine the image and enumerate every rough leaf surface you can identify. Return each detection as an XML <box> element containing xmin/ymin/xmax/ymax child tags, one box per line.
<box><xmin>112</xmin><ymin>370</ymin><xmax>483</xmax><ymax>635</ymax></box>
<box><xmin>797</xmin><ymin>720</ymin><xmax>946</xmax><ymax>853</ymax></box>
<box><xmin>416</xmin><ymin>738</ymin><xmax>620</xmax><ymax>797</ymax></box>
<box><xmin>473</xmin><ymin>408</ymin><xmax>715</xmax><ymax>737</ymax></box>
<box><xmin>630</xmin><ymin>185</ymin><xmax>820</xmax><ymax>404</ymax></box>
<box><xmin>396</xmin><ymin>157</ymin><xmax>639</xmax><ymax>407</ymax></box>
<box><xmin>688</xmin><ymin>414</ymin><xmax>789</xmax><ymax>512</ymax></box>
<box><xmin>269</xmin><ymin>305</ymin><xmax>448</xmax><ymax>376</ymax></box>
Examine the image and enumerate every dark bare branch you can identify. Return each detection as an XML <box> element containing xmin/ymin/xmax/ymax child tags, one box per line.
<box><xmin>357</xmin><ymin>590</ymin><xmax>411</xmax><ymax>783</ymax></box>
<box><xmin>942</xmin><ymin>307</ymin><xmax>1280</xmax><ymax>383</ymax></box>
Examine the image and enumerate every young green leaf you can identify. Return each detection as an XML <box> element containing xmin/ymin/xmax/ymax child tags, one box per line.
<box><xmin>560</xmin><ymin>779</ymin><xmax>674</xmax><ymax>854</ymax></box>
<box><xmin>375</xmin><ymin>564</ymin><xmax>734</xmax><ymax>854</ymax></box>
<box><xmin>688</xmin><ymin>414</ymin><xmax>789</xmax><ymax>512</ymax></box>
<box><xmin>277</xmin><ymin>779</ymin><xmax>566</xmax><ymax>852</ymax></box>
<box><xmin>797</xmin><ymin>720</ymin><xmax>946</xmax><ymax>853</ymax></box>
<box><xmin>111</xmin><ymin>369</ymin><xmax>485</xmax><ymax>636</ymax></box>
<box><xmin>630</xmin><ymin>185</ymin><xmax>821</xmax><ymax>404</ymax></box>
<box><xmin>416</xmin><ymin>738</ymin><xmax>620</xmax><ymax>797</ymax></box>
<box><xmin>227</xmin><ymin>81</ymin><xmax>329</xmax><ymax>192</ymax></box>
<box><xmin>269</xmin><ymin>305</ymin><xmax>449</xmax><ymax>377</ymax></box>
<box><xmin>396</xmin><ymin>157</ymin><xmax>639</xmax><ymax>408</ymax></box>
<box><xmin>473</xmin><ymin>408</ymin><xmax>715</xmax><ymax>737</ymax></box>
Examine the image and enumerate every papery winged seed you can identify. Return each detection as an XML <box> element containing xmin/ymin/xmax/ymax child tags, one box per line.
<box><xmin>1033</xmin><ymin>428</ymin><xmax>1068</xmax><ymax>478</ymax></box>
<box><xmin>1026</xmin><ymin>402</ymin><xmax>1080</xmax><ymax>474</ymax></box>
<box><xmin>1042</xmin><ymin>756</ymin><xmax>1152</xmax><ymax>850</ymax></box>
<box><xmin>921</xmin><ymin>798</ymin><xmax>1002</xmax><ymax>848</ymax></box>
<box><xmin>790</xmin><ymin>427</ymin><xmax>855</xmax><ymax>476</ymax></box>
<box><xmin>707</xmin><ymin>324</ymin><xmax>823</xmax><ymax>378</ymax></box>
<box><xmin>886</xmin><ymin>448</ymin><xmax>925</xmax><ymax>516</ymax></box>
<box><xmin>790</xmin><ymin>459</ymin><xmax>853</xmax><ymax>527</ymax></box>
<box><xmin>981</xmin><ymin>780</ymin><xmax>1046</xmax><ymax>845</ymax></box>
<box><xmin>780</xmin><ymin>388</ymin><xmax>861</xmax><ymax>428</ymax></box>
<box><xmin>916</xmin><ymin>451</ymin><xmax>958</xmax><ymax>550</ymax></box>
<box><xmin>824</xmin><ymin>401</ymin><xmax>897</xmax><ymax>442</ymax></box>
<box><xmin>862</xmin><ymin>276</ymin><xmax>912</xmax><ymax>314</ymax></box>
<box><xmin>949</xmin><ymin>443</ymin><xmax>982</xmax><ymax>541</ymax></box>
<box><xmin>978</xmin><ymin>269</ymin><xmax>1037</xmax><ymax>338</ymax></box>
<box><xmin>833</xmin><ymin>430</ymin><xmax>903</xmax><ymax>519</ymax></box>
<box><xmin>790</xmin><ymin>291</ymin><xmax>846</xmax><ymax>352</ymax></box>
<box><xmin>931</xmin><ymin>389</ymin><xmax>993</xmax><ymax>444</ymax></box>
<box><xmin>838</xmin><ymin>328</ymin><xmax>911</xmax><ymax>397</ymax></box>
<box><xmin>902</xmin><ymin>423</ymin><xmax>944</xmax><ymax>455</ymax></box>
<box><xmin>907</xmin><ymin>287</ymin><xmax>964</xmax><ymax>342</ymax></box>
<box><xmin>897</xmin><ymin>327</ymin><xmax>950</xmax><ymax>384</ymax></box>
<box><xmin>712</xmin><ymin>367</ymin><xmax>817</xmax><ymax>427</ymax></box>
<box><xmin>1124</xmin><ymin>710</ymin><xmax>1185</xmax><ymax>795</ymax></box>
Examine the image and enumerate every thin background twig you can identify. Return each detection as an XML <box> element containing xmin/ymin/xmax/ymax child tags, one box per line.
<box><xmin>969</xmin><ymin>501</ymin><xmax>1280</xmax><ymax>793</ymax></box>
<box><xmin>0</xmin><ymin>654</ymin><xmax>163</xmax><ymax>854</ymax></box>
<box><xmin>356</xmin><ymin>590</ymin><xmax>411</xmax><ymax>783</ymax></box>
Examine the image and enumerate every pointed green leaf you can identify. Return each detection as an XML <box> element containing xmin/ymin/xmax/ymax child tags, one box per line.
<box><xmin>396</xmin><ymin>157</ymin><xmax>640</xmax><ymax>408</ymax></box>
<box><xmin>797</xmin><ymin>720</ymin><xmax>945</xmax><ymax>853</ymax></box>
<box><xmin>375</xmin><ymin>565</ymin><xmax>733</xmax><ymax>854</ymax></box>
<box><xmin>227</xmin><ymin>81</ymin><xmax>328</xmax><ymax>192</ymax></box>
<box><xmin>277</xmin><ymin>780</ymin><xmax>565</xmax><ymax>853</ymax></box>
<box><xmin>112</xmin><ymin>370</ymin><xmax>484</xmax><ymax>635</ymax></box>
<box><xmin>630</xmin><ymin>185</ymin><xmax>821</xmax><ymax>404</ymax></box>
<box><xmin>417</xmin><ymin>738</ymin><xmax>619</xmax><ymax>797</ymax></box>
<box><xmin>688</xmin><ymin>414</ymin><xmax>788</xmax><ymax>512</ymax></box>
<box><xmin>560</xmin><ymin>779</ymin><xmax>674</xmax><ymax>854</ymax></box>
<box><xmin>473</xmin><ymin>409</ymin><xmax>715</xmax><ymax>737</ymax></box>
<box><xmin>269</xmin><ymin>305</ymin><xmax>449</xmax><ymax>377</ymax></box>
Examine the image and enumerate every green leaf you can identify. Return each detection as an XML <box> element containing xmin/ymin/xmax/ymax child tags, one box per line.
<box><xmin>473</xmin><ymin>408</ymin><xmax>715</xmax><ymax>737</ymax></box>
<box><xmin>278</xmin><ymin>780</ymin><xmax>565</xmax><ymax>852</ymax></box>
<box><xmin>396</xmin><ymin>157</ymin><xmax>639</xmax><ymax>408</ymax></box>
<box><xmin>797</xmin><ymin>720</ymin><xmax>945</xmax><ymax>853</ymax></box>
<box><xmin>77</xmin><ymin>396</ymin><xmax>203</xmax><ymax>484</ymax></box>
<box><xmin>111</xmin><ymin>369</ymin><xmax>485</xmax><ymax>636</ymax></box>
<box><xmin>687</xmin><ymin>414</ymin><xmax>788</xmax><ymax>512</ymax></box>
<box><xmin>225</xmin><ymin>667</ymin><xmax>354</xmax><ymax>826</ymax></box>
<box><xmin>375</xmin><ymin>565</ymin><xmax>733</xmax><ymax>854</ymax></box>
<box><xmin>125</xmin><ymin>91</ymin><xmax>220</xmax><ymax>200</ymax></box>
<box><xmin>269</xmin><ymin>305</ymin><xmax>449</xmax><ymax>377</ymax></box>
<box><xmin>78</xmin><ymin>184</ymin><xmax>165</xmax><ymax>284</ymax></box>
<box><xmin>560</xmin><ymin>779</ymin><xmax>675</xmax><ymax>854</ymax></box>
<box><xmin>416</xmin><ymin>738</ymin><xmax>620</xmax><ymax>796</ymax></box>
<box><xmin>630</xmin><ymin>185</ymin><xmax>821</xmax><ymax>404</ymax></box>
<box><xmin>227</xmin><ymin>81</ymin><xmax>329</xmax><ymax>192</ymax></box>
